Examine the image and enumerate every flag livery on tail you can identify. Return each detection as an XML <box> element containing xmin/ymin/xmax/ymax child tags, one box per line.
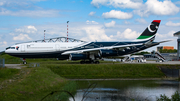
<box><xmin>137</xmin><ymin>20</ymin><xmax>161</xmax><ymax>40</ymax></box>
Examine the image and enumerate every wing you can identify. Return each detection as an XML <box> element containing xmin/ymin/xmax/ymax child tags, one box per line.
<box><xmin>61</xmin><ymin>43</ymin><xmax>143</xmax><ymax>55</ymax></box>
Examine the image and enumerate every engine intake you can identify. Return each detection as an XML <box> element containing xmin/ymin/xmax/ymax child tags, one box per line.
<box><xmin>99</xmin><ymin>49</ymin><xmax>118</xmax><ymax>57</ymax></box>
<box><xmin>69</xmin><ymin>54</ymin><xmax>88</xmax><ymax>60</ymax></box>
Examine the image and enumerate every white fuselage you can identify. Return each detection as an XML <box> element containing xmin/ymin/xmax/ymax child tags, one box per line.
<box><xmin>5</xmin><ymin>42</ymin><xmax>88</xmax><ymax>54</ymax></box>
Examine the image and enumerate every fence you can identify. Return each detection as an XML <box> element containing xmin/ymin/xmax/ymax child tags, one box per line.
<box><xmin>0</xmin><ymin>58</ymin><xmax>5</xmax><ymax>68</ymax></box>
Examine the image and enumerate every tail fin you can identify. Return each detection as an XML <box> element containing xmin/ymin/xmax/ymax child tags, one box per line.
<box><xmin>136</xmin><ymin>20</ymin><xmax>161</xmax><ymax>41</ymax></box>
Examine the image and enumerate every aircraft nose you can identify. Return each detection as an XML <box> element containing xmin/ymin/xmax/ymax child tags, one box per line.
<box><xmin>5</xmin><ymin>49</ymin><xmax>10</xmax><ymax>54</ymax></box>
<box><xmin>5</xmin><ymin>50</ymin><xmax>8</xmax><ymax>53</ymax></box>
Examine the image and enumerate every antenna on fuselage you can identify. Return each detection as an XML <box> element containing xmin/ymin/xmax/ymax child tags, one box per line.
<box><xmin>67</xmin><ymin>21</ymin><xmax>69</xmax><ymax>42</ymax></box>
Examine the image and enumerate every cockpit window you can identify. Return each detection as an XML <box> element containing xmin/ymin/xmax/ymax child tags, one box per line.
<box><xmin>6</xmin><ymin>47</ymin><xmax>17</xmax><ymax>50</ymax></box>
<box><xmin>6</xmin><ymin>47</ymin><xmax>15</xmax><ymax>50</ymax></box>
<box><xmin>6</xmin><ymin>47</ymin><xmax>10</xmax><ymax>50</ymax></box>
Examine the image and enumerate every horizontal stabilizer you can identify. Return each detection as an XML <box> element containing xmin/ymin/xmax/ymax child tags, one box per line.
<box><xmin>157</xmin><ymin>40</ymin><xmax>172</xmax><ymax>44</ymax></box>
<box><xmin>147</xmin><ymin>40</ymin><xmax>172</xmax><ymax>46</ymax></box>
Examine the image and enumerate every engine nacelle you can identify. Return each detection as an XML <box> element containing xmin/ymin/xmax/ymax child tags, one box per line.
<box><xmin>99</xmin><ymin>49</ymin><xmax>118</xmax><ymax>57</ymax></box>
<box><xmin>69</xmin><ymin>54</ymin><xmax>88</xmax><ymax>60</ymax></box>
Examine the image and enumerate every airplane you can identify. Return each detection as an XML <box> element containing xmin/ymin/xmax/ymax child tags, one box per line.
<box><xmin>5</xmin><ymin>20</ymin><xmax>170</xmax><ymax>64</ymax></box>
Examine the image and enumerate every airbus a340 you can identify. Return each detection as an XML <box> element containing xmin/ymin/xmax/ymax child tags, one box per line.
<box><xmin>5</xmin><ymin>20</ymin><xmax>169</xmax><ymax>64</ymax></box>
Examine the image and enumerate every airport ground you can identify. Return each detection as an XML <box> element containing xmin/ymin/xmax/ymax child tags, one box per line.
<box><xmin>1</xmin><ymin>53</ymin><xmax>180</xmax><ymax>100</ymax></box>
<box><xmin>124</xmin><ymin>60</ymin><xmax>180</xmax><ymax>64</ymax></box>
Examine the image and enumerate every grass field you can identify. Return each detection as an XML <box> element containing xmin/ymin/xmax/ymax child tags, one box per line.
<box><xmin>0</xmin><ymin>53</ymin><xmax>166</xmax><ymax>79</ymax></box>
<box><xmin>0</xmin><ymin>67</ymin><xmax>77</xmax><ymax>101</ymax></box>
<box><xmin>0</xmin><ymin>68</ymin><xmax>20</xmax><ymax>82</ymax></box>
<box><xmin>47</xmin><ymin>64</ymin><xmax>165</xmax><ymax>79</ymax></box>
<box><xmin>0</xmin><ymin>53</ymin><xmax>170</xmax><ymax>100</ymax></box>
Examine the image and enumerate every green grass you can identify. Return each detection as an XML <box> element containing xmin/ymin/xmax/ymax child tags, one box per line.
<box><xmin>0</xmin><ymin>67</ymin><xmax>77</xmax><ymax>101</ymax></box>
<box><xmin>0</xmin><ymin>53</ymin><xmax>61</xmax><ymax>64</ymax></box>
<box><xmin>0</xmin><ymin>53</ymin><xmax>170</xmax><ymax>101</ymax></box>
<box><xmin>0</xmin><ymin>53</ymin><xmax>166</xmax><ymax>79</ymax></box>
<box><xmin>47</xmin><ymin>64</ymin><xmax>165</xmax><ymax>79</ymax></box>
<box><xmin>0</xmin><ymin>53</ymin><xmax>22</xmax><ymax>64</ymax></box>
<box><xmin>0</xmin><ymin>68</ymin><xmax>20</xmax><ymax>81</ymax></box>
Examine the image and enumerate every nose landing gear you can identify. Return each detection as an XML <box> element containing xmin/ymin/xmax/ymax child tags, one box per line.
<box><xmin>23</xmin><ymin>58</ymin><xmax>27</xmax><ymax>64</ymax></box>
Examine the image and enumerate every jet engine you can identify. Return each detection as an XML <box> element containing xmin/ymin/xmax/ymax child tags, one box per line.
<box><xmin>99</xmin><ymin>49</ymin><xmax>118</xmax><ymax>57</ymax></box>
<box><xmin>69</xmin><ymin>54</ymin><xmax>88</xmax><ymax>60</ymax></box>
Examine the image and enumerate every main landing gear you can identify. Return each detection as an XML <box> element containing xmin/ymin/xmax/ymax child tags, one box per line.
<box><xmin>80</xmin><ymin>60</ymin><xmax>99</xmax><ymax>64</ymax></box>
<box><xmin>23</xmin><ymin>58</ymin><xmax>27</xmax><ymax>64</ymax></box>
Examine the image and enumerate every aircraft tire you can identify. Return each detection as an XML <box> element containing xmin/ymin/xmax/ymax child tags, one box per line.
<box><xmin>23</xmin><ymin>61</ymin><xmax>27</xmax><ymax>64</ymax></box>
<box><xmin>95</xmin><ymin>61</ymin><xmax>99</xmax><ymax>64</ymax></box>
<box><xmin>90</xmin><ymin>61</ymin><xmax>94</xmax><ymax>64</ymax></box>
<box><xmin>80</xmin><ymin>61</ymin><xmax>85</xmax><ymax>64</ymax></box>
<box><xmin>137</xmin><ymin>59</ymin><xmax>140</xmax><ymax>63</ymax></box>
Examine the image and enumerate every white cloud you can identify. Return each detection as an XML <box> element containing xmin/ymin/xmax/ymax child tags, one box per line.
<box><xmin>135</xmin><ymin>0</ymin><xmax>180</xmax><ymax>17</ymax></box>
<box><xmin>0</xmin><ymin>2</ymin><xmax>4</xmax><ymax>6</ymax></box>
<box><xmin>0</xmin><ymin>41</ymin><xmax>7</xmax><ymax>46</ymax></box>
<box><xmin>91</xmin><ymin>0</ymin><xmax>142</xmax><ymax>9</ymax></box>
<box><xmin>0</xmin><ymin>41</ymin><xmax>8</xmax><ymax>50</ymax></box>
<box><xmin>104</xmin><ymin>21</ymin><xmax>116</xmax><ymax>27</ymax></box>
<box><xmin>9</xmin><ymin>33</ymin><xmax>15</xmax><ymax>36</ymax></box>
<box><xmin>89</xmin><ymin>11</ymin><xmax>96</xmax><ymax>16</ymax></box>
<box><xmin>156</xmin><ymin>31</ymin><xmax>175</xmax><ymax>41</ymax></box>
<box><xmin>91</xmin><ymin>0</ymin><xmax>108</xmax><ymax>8</ymax></box>
<box><xmin>168</xmin><ymin>17</ymin><xmax>180</xmax><ymax>20</ymax></box>
<box><xmin>124</xmin><ymin>21</ymin><xmax>131</xmax><ymax>24</ymax></box>
<box><xmin>0</xmin><ymin>0</ymin><xmax>46</xmax><ymax>6</ymax></box>
<box><xmin>15</xmin><ymin>25</ymin><xmax>37</xmax><ymax>34</ymax></box>
<box><xmin>0</xmin><ymin>8</ymin><xmax>60</xmax><ymax>17</ymax></box>
<box><xmin>13</xmin><ymin>34</ymin><xmax>31</xmax><ymax>41</ymax></box>
<box><xmin>175</xmin><ymin>1</ymin><xmax>180</xmax><ymax>5</ymax></box>
<box><xmin>165</xmin><ymin>21</ymin><xmax>180</xmax><ymax>27</ymax></box>
<box><xmin>112</xmin><ymin>28</ymin><xmax>140</xmax><ymax>40</ymax></box>
<box><xmin>86</xmin><ymin>20</ymin><xmax>99</xmax><ymax>24</ymax></box>
<box><xmin>81</xmin><ymin>26</ymin><xmax>112</xmax><ymax>41</ymax></box>
<box><xmin>102</xmin><ymin>10</ymin><xmax>133</xmax><ymax>19</ymax></box>
<box><xmin>135</xmin><ymin>18</ymin><xmax>147</xmax><ymax>24</ymax></box>
<box><xmin>146</xmin><ymin>0</ymin><xmax>179</xmax><ymax>15</ymax></box>
<box><xmin>167</xmin><ymin>31</ymin><xmax>175</xmax><ymax>37</ymax></box>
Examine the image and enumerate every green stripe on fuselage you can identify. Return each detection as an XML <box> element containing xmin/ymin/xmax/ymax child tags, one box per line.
<box><xmin>137</xmin><ymin>35</ymin><xmax>152</xmax><ymax>39</ymax></box>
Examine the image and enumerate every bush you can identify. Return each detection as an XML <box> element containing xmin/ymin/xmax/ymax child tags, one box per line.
<box><xmin>157</xmin><ymin>91</ymin><xmax>180</xmax><ymax>101</ymax></box>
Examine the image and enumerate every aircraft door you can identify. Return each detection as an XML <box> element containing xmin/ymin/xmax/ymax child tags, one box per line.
<box><xmin>55</xmin><ymin>44</ymin><xmax>60</xmax><ymax>51</ymax></box>
<box><xmin>21</xmin><ymin>45</ymin><xmax>25</xmax><ymax>52</ymax></box>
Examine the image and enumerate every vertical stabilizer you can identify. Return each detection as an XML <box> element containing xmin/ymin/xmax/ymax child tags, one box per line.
<box><xmin>136</xmin><ymin>20</ymin><xmax>161</xmax><ymax>41</ymax></box>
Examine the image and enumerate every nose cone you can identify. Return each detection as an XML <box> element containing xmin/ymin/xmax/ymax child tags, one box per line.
<box><xmin>5</xmin><ymin>48</ymin><xmax>11</xmax><ymax>54</ymax></box>
<box><xmin>5</xmin><ymin>50</ymin><xmax>9</xmax><ymax>53</ymax></box>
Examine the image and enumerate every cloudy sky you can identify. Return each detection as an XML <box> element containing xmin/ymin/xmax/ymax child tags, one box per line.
<box><xmin>0</xmin><ymin>0</ymin><xmax>180</xmax><ymax>52</ymax></box>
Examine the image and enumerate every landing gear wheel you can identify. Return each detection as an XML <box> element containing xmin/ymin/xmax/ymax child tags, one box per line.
<box><xmin>23</xmin><ymin>61</ymin><xmax>27</xmax><ymax>64</ymax></box>
<box><xmin>80</xmin><ymin>61</ymin><xmax>85</xmax><ymax>64</ymax></box>
<box><xmin>91</xmin><ymin>60</ymin><xmax>95</xmax><ymax>64</ymax></box>
<box><xmin>80</xmin><ymin>60</ymin><xmax>99</xmax><ymax>64</ymax></box>
<box><xmin>95</xmin><ymin>61</ymin><xmax>99</xmax><ymax>64</ymax></box>
<box><xmin>86</xmin><ymin>61</ymin><xmax>90</xmax><ymax>64</ymax></box>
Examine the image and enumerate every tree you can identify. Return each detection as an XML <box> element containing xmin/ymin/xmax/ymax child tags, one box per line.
<box><xmin>159</xmin><ymin>49</ymin><xmax>177</xmax><ymax>53</ymax></box>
